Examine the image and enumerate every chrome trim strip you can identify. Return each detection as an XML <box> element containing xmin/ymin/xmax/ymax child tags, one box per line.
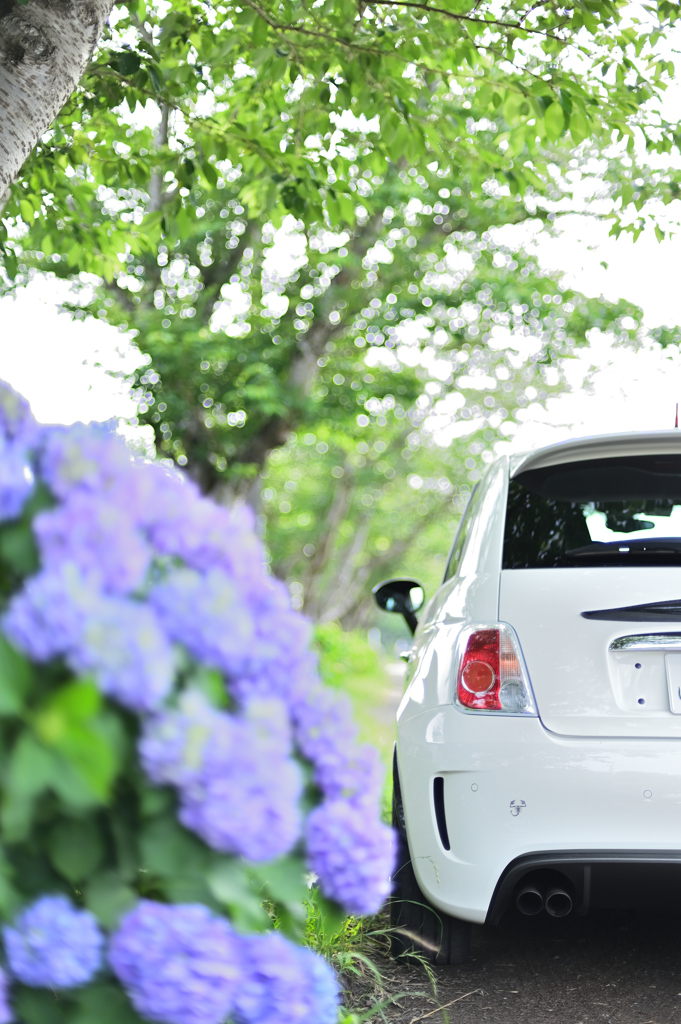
<box><xmin>610</xmin><ymin>633</ymin><xmax>681</xmax><ymax>651</ymax></box>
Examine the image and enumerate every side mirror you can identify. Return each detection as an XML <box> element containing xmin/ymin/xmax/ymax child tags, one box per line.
<box><xmin>372</xmin><ymin>578</ymin><xmax>425</xmax><ymax>636</ymax></box>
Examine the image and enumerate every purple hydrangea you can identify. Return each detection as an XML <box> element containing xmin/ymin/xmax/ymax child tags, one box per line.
<box><xmin>233</xmin><ymin>932</ymin><xmax>339</xmax><ymax>1024</ymax></box>
<box><xmin>247</xmin><ymin>582</ymin><xmax>314</xmax><ymax>672</ymax></box>
<box><xmin>142</xmin><ymin>694</ymin><xmax>302</xmax><ymax>861</ymax></box>
<box><xmin>296</xmin><ymin>948</ymin><xmax>341</xmax><ymax>1024</ymax></box>
<box><xmin>229</xmin><ymin>586</ymin><xmax>316</xmax><ymax>707</ymax></box>
<box><xmin>2</xmin><ymin>564</ymin><xmax>99</xmax><ymax>662</ymax></box>
<box><xmin>139</xmin><ymin>690</ymin><xmax>224</xmax><ymax>788</ymax></box>
<box><xmin>0</xmin><ymin>438</ymin><xmax>34</xmax><ymax>522</ymax></box>
<box><xmin>3</xmin><ymin>567</ymin><xmax>174</xmax><ymax>712</ymax></box>
<box><xmin>293</xmin><ymin>684</ymin><xmax>359</xmax><ymax>785</ymax></box>
<box><xmin>179</xmin><ymin>745</ymin><xmax>302</xmax><ymax>862</ymax></box>
<box><xmin>306</xmin><ymin>800</ymin><xmax>396</xmax><ymax>916</ymax></box>
<box><xmin>147</xmin><ymin>484</ymin><xmax>265</xmax><ymax>584</ymax></box>
<box><xmin>39</xmin><ymin>422</ymin><xmax>135</xmax><ymax>501</ymax></box>
<box><xmin>292</xmin><ymin>682</ymin><xmax>384</xmax><ymax>804</ymax></box>
<box><xmin>0</xmin><ymin>967</ymin><xmax>11</xmax><ymax>1024</ymax></box>
<box><xmin>230</xmin><ymin>647</ymin><xmax>319</xmax><ymax>709</ymax></box>
<box><xmin>3</xmin><ymin>895</ymin><xmax>103</xmax><ymax>989</ymax></box>
<box><xmin>109</xmin><ymin>901</ymin><xmax>242</xmax><ymax>1024</ymax></box>
<box><xmin>33</xmin><ymin>493</ymin><xmax>151</xmax><ymax>594</ymax></box>
<box><xmin>315</xmin><ymin>743</ymin><xmax>384</xmax><ymax>804</ymax></box>
<box><xmin>0</xmin><ymin>381</ymin><xmax>39</xmax><ymax>447</ymax></box>
<box><xmin>72</xmin><ymin>596</ymin><xmax>175</xmax><ymax>711</ymax></box>
<box><xmin>150</xmin><ymin>568</ymin><xmax>255</xmax><ymax>676</ymax></box>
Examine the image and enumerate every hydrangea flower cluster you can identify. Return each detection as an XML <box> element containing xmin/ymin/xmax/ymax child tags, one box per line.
<box><xmin>0</xmin><ymin>381</ymin><xmax>395</xmax><ymax>1023</ymax></box>
<box><xmin>0</xmin><ymin>895</ymin><xmax>338</xmax><ymax>1024</ymax></box>
<box><xmin>141</xmin><ymin>693</ymin><xmax>303</xmax><ymax>861</ymax></box>
<box><xmin>0</xmin><ymin>970</ymin><xmax>10</xmax><ymax>1024</ymax></box>
<box><xmin>3</xmin><ymin>896</ymin><xmax>103</xmax><ymax>989</ymax></box>
<box><xmin>109</xmin><ymin>901</ymin><xmax>242</xmax><ymax>1024</ymax></box>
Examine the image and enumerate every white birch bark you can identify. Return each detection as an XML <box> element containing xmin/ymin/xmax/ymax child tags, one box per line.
<box><xmin>0</xmin><ymin>0</ymin><xmax>114</xmax><ymax>195</ymax></box>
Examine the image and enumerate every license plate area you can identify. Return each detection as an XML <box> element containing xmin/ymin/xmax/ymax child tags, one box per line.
<box><xmin>610</xmin><ymin>650</ymin><xmax>670</xmax><ymax>712</ymax></box>
<box><xmin>665</xmin><ymin>654</ymin><xmax>681</xmax><ymax>714</ymax></box>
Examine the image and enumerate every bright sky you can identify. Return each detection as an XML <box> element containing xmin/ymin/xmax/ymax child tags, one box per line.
<box><xmin>0</xmin><ymin>277</ymin><xmax>144</xmax><ymax>425</ymax></box>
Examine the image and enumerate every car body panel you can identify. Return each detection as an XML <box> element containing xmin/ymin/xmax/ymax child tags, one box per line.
<box><xmin>398</xmin><ymin>705</ymin><xmax>681</xmax><ymax>924</ymax></box>
<box><xmin>499</xmin><ymin>567</ymin><xmax>681</xmax><ymax>737</ymax></box>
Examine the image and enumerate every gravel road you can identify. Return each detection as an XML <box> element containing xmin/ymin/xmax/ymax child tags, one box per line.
<box><xmin>365</xmin><ymin>908</ymin><xmax>681</xmax><ymax>1024</ymax></box>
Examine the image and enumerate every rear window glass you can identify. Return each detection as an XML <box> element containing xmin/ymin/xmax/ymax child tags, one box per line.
<box><xmin>504</xmin><ymin>454</ymin><xmax>681</xmax><ymax>569</ymax></box>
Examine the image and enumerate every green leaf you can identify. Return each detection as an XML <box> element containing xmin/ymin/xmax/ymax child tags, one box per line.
<box><xmin>48</xmin><ymin>818</ymin><xmax>105</xmax><ymax>883</ymax></box>
<box><xmin>34</xmin><ymin>681</ymin><xmax>120</xmax><ymax>805</ymax></box>
<box><xmin>19</xmin><ymin>199</ymin><xmax>35</xmax><ymax>224</ymax></box>
<box><xmin>307</xmin><ymin>887</ymin><xmax>346</xmax><ymax>939</ymax></box>
<box><xmin>544</xmin><ymin>101</ymin><xmax>566</xmax><ymax>140</ymax></box>
<box><xmin>0</xmin><ymin>521</ymin><xmax>39</xmax><ymax>575</ymax></box>
<box><xmin>0</xmin><ymin>637</ymin><xmax>34</xmax><ymax>715</ymax></box>
<box><xmin>140</xmin><ymin>813</ymin><xmax>208</xmax><ymax>877</ymax></box>
<box><xmin>207</xmin><ymin>858</ymin><xmax>271</xmax><ymax>932</ymax></box>
<box><xmin>6</xmin><ymin>732</ymin><xmax>55</xmax><ymax>799</ymax></box>
<box><xmin>148</xmin><ymin>63</ymin><xmax>164</xmax><ymax>93</ymax></box>
<box><xmin>13</xmin><ymin>988</ymin><xmax>70</xmax><ymax>1024</ymax></box>
<box><xmin>249</xmin><ymin>855</ymin><xmax>309</xmax><ymax>905</ymax></box>
<box><xmin>72</xmin><ymin>984</ymin><xmax>144</xmax><ymax>1024</ymax></box>
<box><xmin>84</xmin><ymin>870</ymin><xmax>137</xmax><ymax>929</ymax></box>
<box><xmin>110</xmin><ymin>51</ymin><xmax>142</xmax><ymax>77</ymax></box>
<box><xmin>502</xmin><ymin>90</ymin><xmax>526</xmax><ymax>126</ymax></box>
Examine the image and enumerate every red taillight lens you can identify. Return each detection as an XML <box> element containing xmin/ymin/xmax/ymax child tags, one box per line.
<box><xmin>458</xmin><ymin>628</ymin><xmax>501</xmax><ymax>709</ymax></box>
<box><xmin>455</xmin><ymin>625</ymin><xmax>534</xmax><ymax>713</ymax></box>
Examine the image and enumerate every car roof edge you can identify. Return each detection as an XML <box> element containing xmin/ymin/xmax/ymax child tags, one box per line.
<box><xmin>510</xmin><ymin>430</ymin><xmax>681</xmax><ymax>478</ymax></box>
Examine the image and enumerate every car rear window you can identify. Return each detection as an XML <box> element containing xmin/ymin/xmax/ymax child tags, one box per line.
<box><xmin>504</xmin><ymin>454</ymin><xmax>681</xmax><ymax>568</ymax></box>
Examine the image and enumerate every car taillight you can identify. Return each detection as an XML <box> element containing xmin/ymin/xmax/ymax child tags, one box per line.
<box><xmin>455</xmin><ymin>623</ymin><xmax>536</xmax><ymax>715</ymax></box>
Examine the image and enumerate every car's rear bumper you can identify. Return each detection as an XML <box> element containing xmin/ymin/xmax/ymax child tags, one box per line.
<box><xmin>487</xmin><ymin>849</ymin><xmax>681</xmax><ymax>924</ymax></box>
<box><xmin>397</xmin><ymin>706</ymin><xmax>681</xmax><ymax>924</ymax></box>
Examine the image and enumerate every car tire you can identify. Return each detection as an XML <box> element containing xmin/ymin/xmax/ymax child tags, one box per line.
<box><xmin>390</xmin><ymin>751</ymin><xmax>471</xmax><ymax>966</ymax></box>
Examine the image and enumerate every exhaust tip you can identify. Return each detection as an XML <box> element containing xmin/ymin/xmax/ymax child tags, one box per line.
<box><xmin>545</xmin><ymin>887</ymin><xmax>572</xmax><ymax>918</ymax></box>
<box><xmin>516</xmin><ymin>886</ymin><xmax>544</xmax><ymax>916</ymax></box>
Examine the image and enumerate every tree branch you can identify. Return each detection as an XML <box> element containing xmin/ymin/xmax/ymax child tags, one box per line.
<box><xmin>366</xmin><ymin>0</ymin><xmax>561</xmax><ymax>35</ymax></box>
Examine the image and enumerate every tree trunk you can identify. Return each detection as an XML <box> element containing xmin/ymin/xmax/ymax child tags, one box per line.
<box><xmin>0</xmin><ymin>0</ymin><xmax>113</xmax><ymax>197</ymax></box>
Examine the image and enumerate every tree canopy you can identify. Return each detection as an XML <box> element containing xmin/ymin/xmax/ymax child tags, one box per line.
<box><xmin>4</xmin><ymin>0</ymin><xmax>681</xmax><ymax>279</ymax></box>
<box><xmin>4</xmin><ymin>0</ymin><xmax>677</xmax><ymax>625</ymax></box>
<box><xmin>49</xmin><ymin>159</ymin><xmax>643</xmax><ymax>623</ymax></box>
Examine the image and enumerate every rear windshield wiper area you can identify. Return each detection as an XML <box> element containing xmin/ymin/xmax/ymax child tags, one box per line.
<box><xmin>565</xmin><ymin>539</ymin><xmax>681</xmax><ymax>565</ymax></box>
<box><xmin>583</xmin><ymin>600</ymin><xmax>681</xmax><ymax>622</ymax></box>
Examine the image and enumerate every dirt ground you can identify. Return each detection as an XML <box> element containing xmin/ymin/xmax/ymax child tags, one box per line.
<box><xmin>352</xmin><ymin>908</ymin><xmax>681</xmax><ymax>1024</ymax></box>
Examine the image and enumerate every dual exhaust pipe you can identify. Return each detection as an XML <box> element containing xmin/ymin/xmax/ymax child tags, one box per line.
<box><xmin>516</xmin><ymin>883</ymin><xmax>573</xmax><ymax>918</ymax></box>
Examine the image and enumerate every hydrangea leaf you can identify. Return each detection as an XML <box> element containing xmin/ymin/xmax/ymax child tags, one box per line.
<box><xmin>139</xmin><ymin>812</ymin><xmax>209</xmax><ymax>878</ymax></box>
<box><xmin>47</xmin><ymin>818</ymin><xmax>105</xmax><ymax>884</ymax></box>
<box><xmin>0</xmin><ymin>637</ymin><xmax>33</xmax><ymax>716</ymax></box>
<box><xmin>12</xmin><ymin>988</ymin><xmax>69</xmax><ymax>1024</ymax></box>
<box><xmin>72</xmin><ymin>984</ymin><xmax>145</xmax><ymax>1024</ymax></box>
<box><xmin>110</xmin><ymin>816</ymin><xmax>139</xmax><ymax>884</ymax></box>
<box><xmin>0</xmin><ymin>523</ymin><xmax>39</xmax><ymax>578</ymax></box>
<box><xmin>33</xmin><ymin>681</ymin><xmax>121</xmax><ymax>805</ymax></box>
<box><xmin>206</xmin><ymin>858</ymin><xmax>271</xmax><ymax>933</ymax></box>
<box><xmin>84</xmin><ymin>870</ymin><xmax>137</xmax><ymax>930</ymax></box>
<box><xmin>250</xmin><ymin>855</ymin><xmax>310</xmax><ymax>906</ymax></box>
<box><xmin>5</xmin><ymin>731</ymin><xmax>54</xmax><ymax>801</ymax></box>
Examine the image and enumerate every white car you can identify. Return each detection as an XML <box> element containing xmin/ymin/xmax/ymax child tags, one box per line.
<box><xmin>374</xmin><ymin>431</ymin><xmax>681</xmax><ymax>964</ymax></box>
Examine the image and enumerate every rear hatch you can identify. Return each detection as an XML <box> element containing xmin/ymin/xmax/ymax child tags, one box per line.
<box><xmin>499</xmin><ymin>446</ymin><xmax>681</xmax><ymax>738</ymax></box>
